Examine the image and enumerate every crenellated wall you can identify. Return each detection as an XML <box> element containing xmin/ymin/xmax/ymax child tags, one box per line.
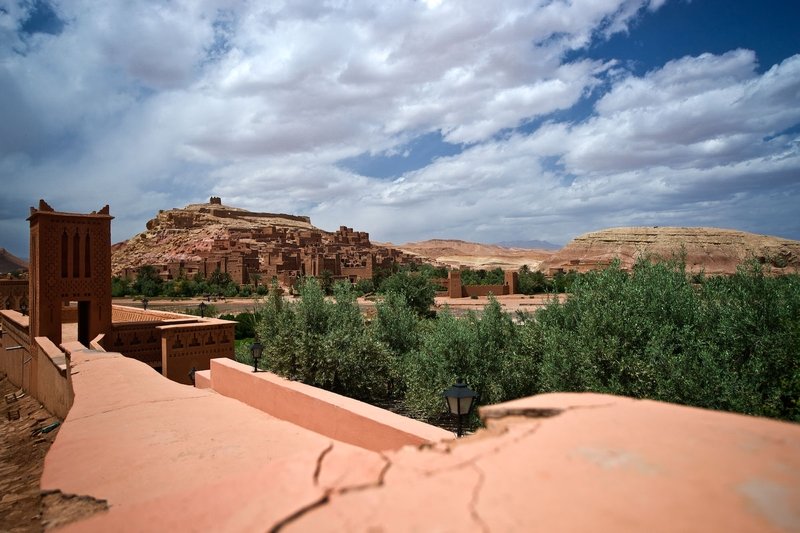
<box><xmin>99</xmin><ymin>306</ymin><xmax>236</xmax><ymax>381</ymax></box>
<box><xmin>0</xmin><ymin>278</ymin><xmax>28</xmax><ymax>311</ymax></box>
<box><xmin>158</xmin><ymin>320</ymin><xmax>235</xmax><ymax>385</ymax></box>
<box><xmin>101</xmin><ymin>322</ymin><xmax>164</xmax><ymax>368</ymax></box>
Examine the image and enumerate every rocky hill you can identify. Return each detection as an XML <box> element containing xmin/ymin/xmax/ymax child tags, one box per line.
<box><xmin>111</xmin><ymin>198</ymin><xmax>416</xmax><ymax>281</ymax></box>
<box><xmin>112</xmin><ymin>199</ymin><xmax>318</xmax><ymax>273</ymax></box>
<box><xmin>390</xmin><ymin>239</ymin><xmax>554</xmax><ymax>270</ymax></box>
<box><xmin>0</xmin><ymin>248</ymin><xmax>28</xmax><ymax>274</ymax></box>
<box><xmin>538</xmin><ymin>227</ymin><xmax>800</xmax><ymax>275</ymax></box>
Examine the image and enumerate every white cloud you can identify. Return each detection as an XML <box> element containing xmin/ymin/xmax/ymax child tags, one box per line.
<box><xmin>0</xmin><ymin>0</ymin><xmax>798</xmax><ymax>257</ymax></box>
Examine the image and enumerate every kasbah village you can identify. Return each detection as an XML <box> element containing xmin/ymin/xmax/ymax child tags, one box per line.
<box><xmin>0</xmin><ymin>195</ymin><xmax>798</xmax><ymax>532</ymax></box>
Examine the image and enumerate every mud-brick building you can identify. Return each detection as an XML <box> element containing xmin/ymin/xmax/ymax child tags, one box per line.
<box><xmin>0</xmin><ymin>201</ymin><xmax>234</xmax><ymax>413</ymax></box>
<box><xmin>0</xmin><ymin>277</ymin><xmax>28</xmax><ymax>311</ymax></box>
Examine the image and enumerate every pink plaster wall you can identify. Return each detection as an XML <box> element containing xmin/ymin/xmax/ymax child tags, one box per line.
<box><xmin>208</xmin><ymin>358</ymin><xmax>451</xmax><ymax>451</ymax></box>
<box><xmin>42</xmin><ymin>349</ymin><xmax>385</xmax><ymax>531</ymax></box>
<box><xmin>0</xmin><ymin>310</ymin><xmax>29</xmax><ymax>387</ymax></box>
<box><xmin>194</xmin><ymin>369</ymin><xmax>211</xmax><ymax>389</ymax></box>
<box><xmin>38</xmin><ymin>353</ymin><xmax>800</xmax><ymax>532</ymax></box>
<box><xmin>33</xmin><ymin>336</ymin><xmax>72</xmax><ymax>419</ymax></box>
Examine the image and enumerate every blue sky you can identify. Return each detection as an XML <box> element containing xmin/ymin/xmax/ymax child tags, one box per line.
<box><xmin>1</xmin><ymin>0</ymin><xmax>798</xmax><ymax>259</ymax></box>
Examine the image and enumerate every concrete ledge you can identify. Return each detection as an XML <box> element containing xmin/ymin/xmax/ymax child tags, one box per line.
<box><xmin>35</xmin><ymin>337</ymin><xmax>67</xmax><ymax>375</ymax></box>
<box><xmin>209</xmin><ymin>358</ymin><xmax>452</xmax><ymax>452</ymax></box>
<box><xmin>194</xmin><ymin>369</ymin><xmax>212</xmax><ymax>389</ymax></box>
<box><xmin>89</xmin><ymin>334</ymin><xmax>106</xmax><ymax>351</ymax></box>
<box><xmin>33</xmin><ymin>337</ymin><xmax>73</xmax><ymax>419</ymax></box>
<box><xmin>60</xmin><ymin>341</ymin><xmax>92</xmax><ymax>356</ymax></box>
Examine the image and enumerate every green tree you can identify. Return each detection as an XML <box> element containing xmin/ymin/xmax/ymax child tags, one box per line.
<box><xmin>518</xmin><ymin>265</ymin><xmax>549</xmax><ymax>294</ymax></box>
<box><xmin>379</xmin><ymin>271</ymin><xmax>437</xmax><ymax>317</ymax></box>
<box><xmin>133</xmin><ymin>265</ymin><xmax>163</xmax><ymax>297</ymax></box>
<box><xmin>319</xmin><ymin>270</ymin><xmax>334</xmax><ymax>295</ymax></box>
<box><xmin>111</xmin><ymin>276</ymin><xmax>130</xmax><ymax>297</ymax></box>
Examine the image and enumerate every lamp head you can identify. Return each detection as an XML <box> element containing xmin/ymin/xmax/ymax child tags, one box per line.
<box><xmin>443</xmin><ymin>380</ymin><xmax>477</xmax><ymax>416</ymax></box>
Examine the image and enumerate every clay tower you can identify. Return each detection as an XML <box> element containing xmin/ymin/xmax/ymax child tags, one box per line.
<box><xmin>27</xmin><ymin>200</ymin><xmax>113</xmax><ymax>347</ymax></box>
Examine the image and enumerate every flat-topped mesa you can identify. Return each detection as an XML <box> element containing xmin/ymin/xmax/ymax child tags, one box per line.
<box><xmin>539</xmin><ymin>226</ymin><xmax>800</xmax><ymax>276</ymax></box>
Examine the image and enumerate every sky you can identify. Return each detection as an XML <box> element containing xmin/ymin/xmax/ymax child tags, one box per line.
<box><xmin>1</xmin><ymin>0</ymin><xmax>799</xmax><ymax>259</ymax></box>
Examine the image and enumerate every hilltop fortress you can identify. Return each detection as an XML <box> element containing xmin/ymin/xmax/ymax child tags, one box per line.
<box><xmin>113</xmin><ymin>197</ymin><xmax>418</xmax><ymax>286</ymax></box>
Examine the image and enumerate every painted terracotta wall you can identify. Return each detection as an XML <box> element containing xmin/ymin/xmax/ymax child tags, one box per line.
<box><xmin>33</xmin><ymin>336</ymin><xmax>72</xmax><ymax>419</ymax></box>
<box><xmin>0</xmin><ymin>310</ymin><xmax>30</xmax><ymax>387</ymax></box>
<box><xmin>208</xmin><ymin>358</ymin><xmax>451</xmax><ymax>451</ymax></box>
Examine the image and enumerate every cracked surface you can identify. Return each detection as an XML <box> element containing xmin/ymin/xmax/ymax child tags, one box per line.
<box><xmin>42</xmin><ymin>352</ymin><xmax>390</xmax><ymax>531</ymax></box>
<box><xmin>39</xmin><ymin>354</ymin><xmax>800</xmax><ymax>532</ymax></box>
<box><xmin>281</xmin><ymin>394</ymin><xmax>800</xmax><ymax>532</ymax></box>
<box><xmin>40</xmin><ymin>491</ymin><xmax>107</xmax><ymax>530</ymax></box>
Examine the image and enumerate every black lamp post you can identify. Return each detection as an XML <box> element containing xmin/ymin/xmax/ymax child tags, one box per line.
<box><xmin>19</xmin><ymin>303</ymin><xmax>28</xmax><ymax>316</ymax></box>
<box><xmin>443</xmin><ymin>380</ymin><xmax>477</xmax><ymax>438</ymax></box>
<box><xmin>198</xmin><ymin>301</ymin><xmax>207</xmax><ymax>318</ymax></box>
<box><xmin>251</xmin><ymin>341</ymin><xmax>263</xmax><ymax>372</ymax></box>
<box><xmin>142</xmin><ymin>298</ymin><xmax>149</xmax><ymax>311</ymax></box>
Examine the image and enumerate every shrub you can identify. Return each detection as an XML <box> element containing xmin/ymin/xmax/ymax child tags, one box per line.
<box><xmin>378</xmin><ymin>271</ymin><xmax>437</xmax><ymax>317</ymax></box>
<box><xmin>255</xmin><ymin>278</ymin><xmax>391</xmax><ymax>401</ymax></box>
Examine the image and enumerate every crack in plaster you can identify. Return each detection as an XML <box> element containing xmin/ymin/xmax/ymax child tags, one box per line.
<box><xmin>418</xmin><ymin>423</ymin><xmax>542</xmax><ymax>477</ymax></box>
<box><xmin>313</xmin><ymin>443</ymin><xmax>334</xmax><ymax>486</ymax></box>
<box><xmin>65</xmin><ymin>394</ymin><xmax>210</xmax><ymax>422</ymax></box>
<box><xmin>336</xmin><ymin>452</ymin><xmax>392</xmax><ymax>496</ymax></box>
<box><xmin>481</xmin><ymin>407</ymin><xmax>563</xmax><ymax>419</ymax></box>
<box><xmin>268</xmin><ymin>414</ymin><xmax>556</xmax><ymax>531</ymax></box>
<box><xmin>270</xmin><ymin>495</ymin><xmax>330</xmax><ymax>533</ymax></box>
<box><xmin>480</xmin><ymin>402</ymin><xmax>619</xmax><ymax>421</ymax></box>
<box><xmin>273</xmin><ymin>448</ymin><xmax>393</xmax><ymax>531</ymax></box>
<box><xmin>469</xmin><ymin>463</ymin><xmax>490</xmax><ymax>533</ymax></box>
<box><xmin>271</xmin><ymin>443</ymin><xmax>336</xmax><ymax>533</ymax></box>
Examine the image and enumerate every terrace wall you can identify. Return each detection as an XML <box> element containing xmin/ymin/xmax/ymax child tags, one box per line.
<box><xmin>1</xmin><ymin>311</ymin><xmax>73</xmax><ymax>419</ymax></box>
<box><xmin>32</xmin><ymin>336</ymin><xmax>72</xmax><ymax>419</ymax></box>
<box><xmin>207</xmin><ymin>358</ymin><xmax>451</xmax><ymax>452</ymax></box>
<box><xmin>0</xmin><ymin>310</ymin><xmax>30</xmax><ymax>387</ymax></box>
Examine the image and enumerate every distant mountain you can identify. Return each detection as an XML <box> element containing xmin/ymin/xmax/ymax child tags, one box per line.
<box><xmin>538</xmin><ymin>227</ymin><xmax>800</xmax><ymax>275</ymax></box>
<box><xmin>0</xmin><ymin>248</ymin><xmax>28</xmax><ymax>274</ymax></box>
<box><xmin>392</xmin><ymin>239</ymin><xmax>554</xmax><ymax>270</ymax></box>
<box><xmin>496</xmin><ymin>239</ymin><xmax>561</xmax><ymax>250</ymax></box>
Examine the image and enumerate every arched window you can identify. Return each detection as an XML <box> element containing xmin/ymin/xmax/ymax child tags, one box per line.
<box><xmin>85</xmin><ymin>233</ymin><xmax>91</xmax><ymax>277</ymax></box>
<box><xmin>61</xmin><ymin>231</ymin><xmax>68</xmax><ymax>277</ymax></box>
<box><xmin>73</xmin><ymin>231</ymin><xmax>80</xmax><ymax>277</ymax></box>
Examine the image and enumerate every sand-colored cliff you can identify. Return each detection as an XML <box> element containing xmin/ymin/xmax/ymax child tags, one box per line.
<box><xmin>391</xmin><ymin>239</ymin><xmax>553</xmax><ymax>270</ymax></box>
<box><xmin>538</xmin><ymin>227</ymin><xmax>800</xmax><ymax>275</ymax></box>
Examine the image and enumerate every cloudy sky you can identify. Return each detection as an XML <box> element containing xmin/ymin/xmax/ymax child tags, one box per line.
<box><xmin>1</xmin><ymin>0</ymin><xmax>799</xmax><ymax>258</ymax></box>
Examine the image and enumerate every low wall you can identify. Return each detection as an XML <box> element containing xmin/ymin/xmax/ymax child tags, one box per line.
<box><xmin>194</xmin><ymin>369</ymin><xmax>212</xmax><ymax>389</ymax></box>
<box><xmin>208</xmin><ymin>358</ymin><xmax>451</xmax><ymax>452</ymax></box>
<box><xmin>0</xmin><ymin>310</ymin><xmax>30</xmax><ymax>387</ymax></box>
<box><xmin>0</xmin><ymin>311</ymin><xmax>73</xmax><ymax>419</ymax></box>
<box><xmin>34</xmin><ymin>336</ymin><xmax>72</xmax><ymax>419</ymax></box>
<box><xmin>158</xmin><ymin>319</ymin><xmax>235</xmax><ymax>385</ymax></box>
<box><xmin>463</xmin><ymin>284</ymin><xmax>508</xmax><ymax>297</ymax></box>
